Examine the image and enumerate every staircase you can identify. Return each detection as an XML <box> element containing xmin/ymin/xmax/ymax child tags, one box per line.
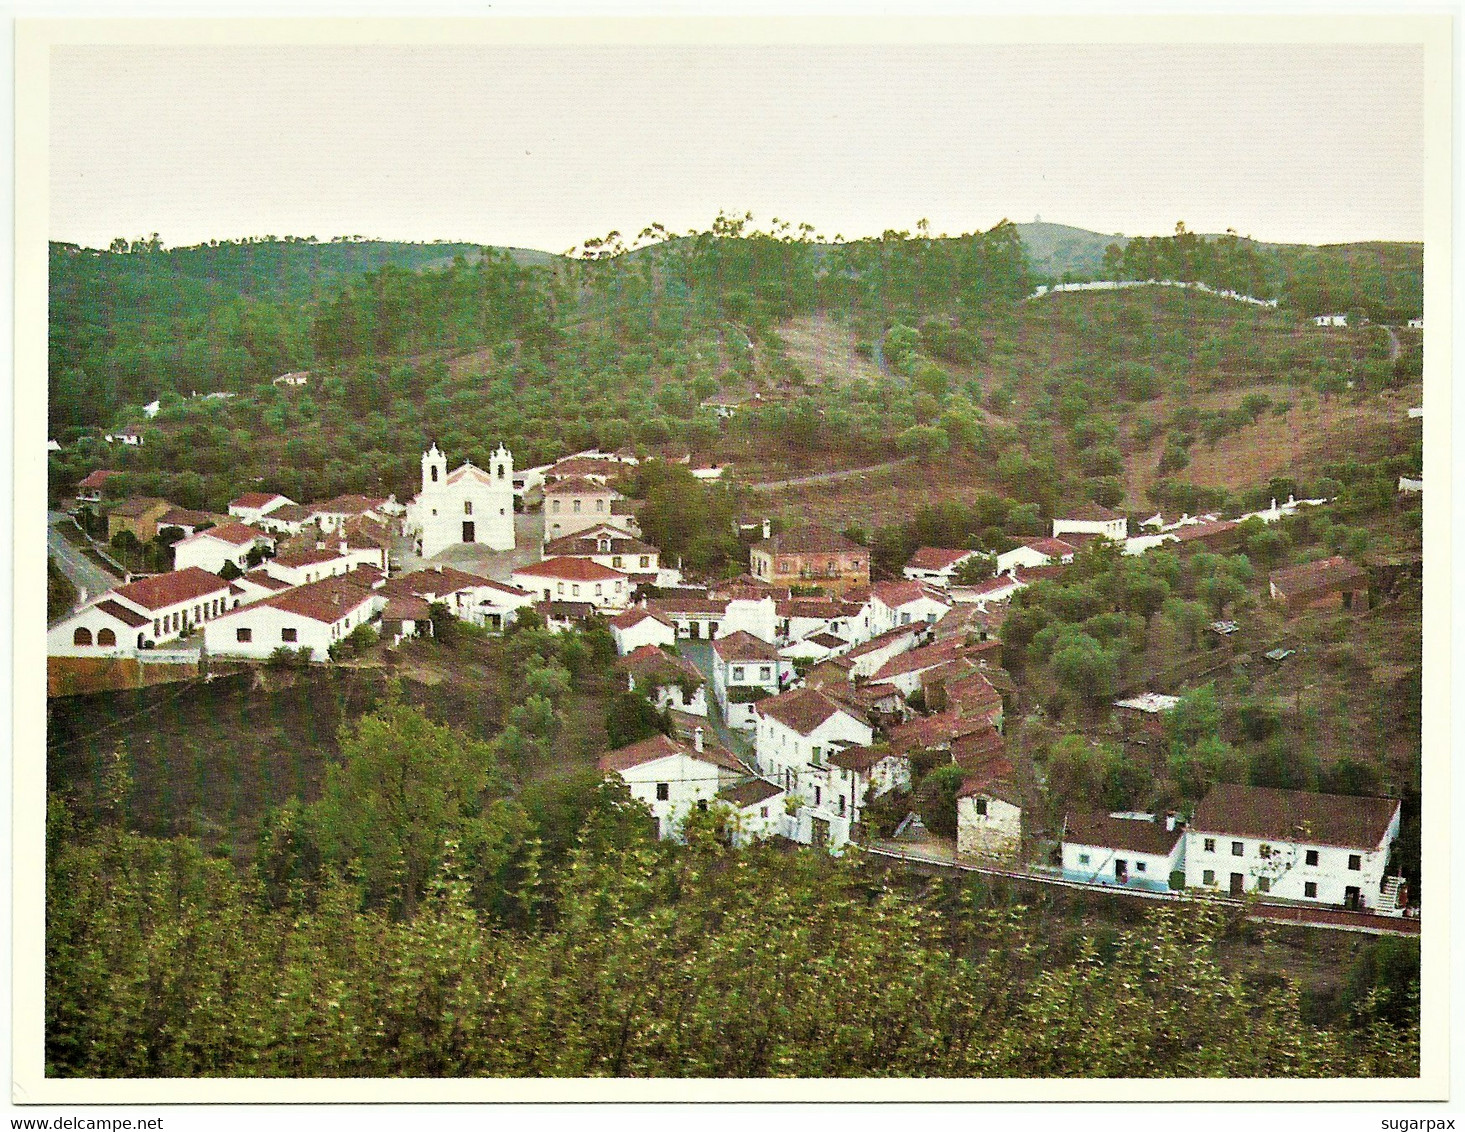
<box><xmin>1379</xmin><ymin>875</ymin><xmax>1406</xmax><ymax>913</ymax></box>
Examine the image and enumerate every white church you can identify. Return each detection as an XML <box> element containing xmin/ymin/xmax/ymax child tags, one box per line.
<box><xmin>403</xmin><ymin>444</ymin><xmax>516</xmax><ymax>559</ymax></box>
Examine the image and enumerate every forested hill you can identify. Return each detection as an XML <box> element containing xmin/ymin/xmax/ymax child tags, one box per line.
<box><xmin>47</xmin><ymin>217</ymin><xmax>1422</xmax><ymax>449</ymax></box>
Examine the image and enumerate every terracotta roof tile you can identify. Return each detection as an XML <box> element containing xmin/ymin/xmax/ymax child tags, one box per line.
<box><xmin>514</xmin><ymin>557</ymin><xmax>629</xmax><ymax>583</ymax></box>
<box><xmin>754</xmin><ymin>687</ymin><xmax>849</xmax><ymax>736</ymax></box>
<box><xmin>1190</xmin><ymin>784</ymin><xmax>1399</xmax><ymax>850</ymax></box>
<box><xmin>94</xmin><ymin>598</ymin><xmax>150</xmax><ymax>628</ymax></box>
<box><xmin>718</xmin><ymin>779</ymin><xmax>783</xmax><ymax>808</ymax></box>
<box><xmin>906</xmin><ymin>547</ymin><xmax>974</xmax><ymax>571</ymax></box>
<box><xmin>712</xmin><ymin>630</ymin><xmax>779</xmax><ymax>662</ymax></box>
<box><xmin>114</xmin><ymin>567</ymin><xmax>233</xmax><ymax>612</ymax></box>
<box><xmin>597</xmin><ymin>731</ymin><xmax>742</xmax><ymax>774</ymax></box>
<box><xmin>1064</xmin><ymin>812</ymin><xmax>1182</xmax><ymax>857</ymax></box>
<box><xmin>754</xmin><ymin>526</ymin><xmax>862</xmax><ymax>555</ymax></box>
<box><xmin>231</xmin><ymin>492</ymin><xmax>288</xmax><ymax>510</ymax></box>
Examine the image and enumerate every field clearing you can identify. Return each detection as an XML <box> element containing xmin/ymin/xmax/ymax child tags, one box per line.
<box><xmin>1122</xmin><ymin>385</ymin><xmax>1419</xmax><ymax>503</ymax></box>
<box><xmin>774</xmin><ymin>313</ymin><xmax>888</xmax><ymax>388</ymax></box>
<box><xmin>760</xmin><ymin>456</ymin><xmax>1007</xmax><ymax>536</ymax></box>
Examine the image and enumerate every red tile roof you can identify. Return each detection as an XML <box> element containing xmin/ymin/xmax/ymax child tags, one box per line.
<box><xmin>616</xmin><ymin>644</ymin><xmax>704</xmax><ymax>684</ymax></box>
<box><xmin>1169</xmin><ymin>519</ymin><xmax>1239</xmax><ymax>543</ymax></box>
<box><xmin>754</xmin><ymin>687</ymin><xmax>850</xmax><ymax>736</ymax></box>
<box><xmin>872</xmin><ymin>580</ymin><xmax>947</xmax><ymax>608</ymax></box>
<box><xmin>189</xmin><ymin>521</ymin><xmax>267</xmax><ymax>548</ymax></box>
<box><xmin>272</xmin><ymin>545</ymin><xmax>356</xmax><ymax>569</ymax></box>
<box><xmin>712</xmin><ymin>630</ymin><xmax>779</xmax><ymax>663</ymax></box>
<box><xmin>77</xmin><ymin>469</ymin><xmax>120</xmax><ymax>490</ymax></box>
<box><xmin>264</xmin><ymin>503</ymin><xmax>313</xmax><ymax>523</ymax></box>
<box><xmin>1023</xmin><ymin>536</ymin><xmax>1077</xmax><ymax>557</ymax></box>
<box><xmin>1064</xmin><ymin>812</ymin><xmax>1182</xmax><ymax>857</ymax></box>
<box><xmin>383</xmin><ymin>595</ymin><xmax>433</xmax><ymax>622</ymax></box>
<box><xmin>886</xmin><ymin>710</ymin><xmax>987</xmax><ymax>752</ymax></box>
<box><xmin>243</xmin><ymin>569</ymin><xmax>291</xmax><ymax>592</ymax></box>
<box><xmin>754</xmin><ymin>526</ymin><xmax>863</xmax><ymax>555</ymax></box>
<box><xmin>868</xmin><ymin>637</ymin><xmax>969</xmax><ymax>682</ymax></box>
<box><xmin>1059</xmin><ymin>502</ymin><xmax>1124</xmax><ymax>522</ymax></box>
<box><xmin>114</xmin><ymin>567</ymin><xmax>233</xmax><ymax>611</ymax></box>
<box><xmin>906</xmin><ymin>547</ymin><xmax>974</xmax><ymax>571</ymax></box>
<box><xmin>1268</xmin><ymin>556</ymin><xmax>1367</xmax><ymax>599</ymax></box>
<box><xmin>239</xmin><ymin>575</ymin><xmax>378</xmax><ymax>625</ymax></box>
<box><xmin>718</xmin><ymin>779</ymin><xmax>783</xmax><ymax>808</ymax></box>
<box><xmin>609</xmin><ymin>607</ymin><xmax>674</xmax><ymax>630</ymax></box>
<box><xmin>544</xmin><ymin>531</ymin><xmax>657</xmax><ymax>557</ymax></box>
<box><xmin>828</xmin><ymin>743</ymin><xmax>900</xmax><ymax>774</ymax></box>
<box><xmin>1190</xmin><ymin>784</ymin><xmax>1399</xmax><ymax>850</ymax></box>
<box><xmin>951</xmin><ymin>725</ymin><xmax>1006</xmax><ymax>770</ymax></box>
<box><xmin>158</xmin><ymin>508</ymin><xmax>216</xmax><ymax>529</ymax></box>
<box><xmin>846</xmin><ymin>623</ymin><xmax>922</xmax><ymax>659</ymax></box>
<box><xmin>94</xmin><ymin>598</ymin><xmax>150</xmax><ymax>628</ymax></box>
<box><xmin>597</xmin><ymin>731</ymin><xmax>742</xmax><ymax>774</ymax></box>
<box><xmin>231</xmin><ymin>492</ymin><xmax>287</xmax><ymax>510</ymax></box>
<box><xmin>514</xmin><ymin>557</ymin><xmax>629</xmax><ymax>583</ymax></box>
<box><xmin>543</xmin><ymin>475</ymin><xmax>613</xmax><ymax>496</ymax></box>
<box><xmin>311</xmin><ymin>494</ymin><xmax>387</xmax><ymax>514</ymax></box>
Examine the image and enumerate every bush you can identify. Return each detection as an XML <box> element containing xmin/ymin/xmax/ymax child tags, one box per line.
<box><xmin>916</xmin><ymin>763</ymin><xmax>966</xmax><ymax>837</ymax></box>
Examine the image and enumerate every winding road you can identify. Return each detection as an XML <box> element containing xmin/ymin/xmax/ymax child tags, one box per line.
<box><xmin>746</xmin><ymin>457</ymin><xmax>917</xmax><ymax>491</ymax></box>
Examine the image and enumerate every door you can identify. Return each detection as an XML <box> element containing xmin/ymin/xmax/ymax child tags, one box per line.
<box><xmin>1114</xmin><ymin>859</ymin><xmax>1128</xmax><ymax>883</ymax></box>
<box><xmin>1229</xmin><ymin>872</ymin><xmax>1245</xmax><ymax>896</ymax></box>
<box><xmin>462</xmin><ymin>521</ymin><xmax>475</xmax><ymax>543</ymax></box>
<box><xmin>1344</xmin><ymin>885</ymin><xmax>1361</xmax><ymax>910</ymax></box>
<box><xmin>810</xmin><ymin>817</ymin><xmax>829</xmax><ymax>848</ymax></box>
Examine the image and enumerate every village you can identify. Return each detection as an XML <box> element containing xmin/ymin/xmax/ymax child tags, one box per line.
<box><xmin>45</xmin><ymin>426</ymin><xmax>1419</xmax><ymax>934</ymax></box>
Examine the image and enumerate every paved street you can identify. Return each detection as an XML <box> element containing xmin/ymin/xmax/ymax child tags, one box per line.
<box><xmin>676</xmin><ymin>640</ymin><xmax>753</xmax><ymax>760</ymax></box>
<box><xmin>47</xmin><ymin>510</ymin><xmax>120</xmax><ymax>612</ymax></box>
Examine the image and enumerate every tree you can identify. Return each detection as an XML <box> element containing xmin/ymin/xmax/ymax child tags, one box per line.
<box><xmin>1050</xmin><ymin>634</ymin><xmax>1120</xmax><ymax>713</ymax></box>
<box><xmin>604</xmin><ymin>691</ymin><xmax>672</xmax><ymax>749</ymax></box>
<box><xmin>916</xmin><ymin>763</ymin><xmax>966</xmax><ymax>836</ymax></box>
<box><xmin>315</xmin><ymin>688</ymin><xmax>503</xmax><ymax>917</ymax></box>
<box><xmin>951</xmin><ymin>553</ymin><xmax>997</xmax><ymax>585</ymax></box>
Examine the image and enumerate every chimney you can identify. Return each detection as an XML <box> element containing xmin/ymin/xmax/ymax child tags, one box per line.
<box><xmin>693</xmin><ymin>726</ymin><xmax>704</xmax><ymax>753</ymax></box>
<box><xmin>762</xmin><ymin>519</ymin><xmax>771</xmax><ymax>540</ymax></box>
<box><xmin>1270</xmin><ymin>498</ymin><xmax>1277</xmax><ymax>511</ymax></box>
<box><xmin>339</xmin><ymin>539</ymin><xmax>348</xmax><ymax>555</ymax></box>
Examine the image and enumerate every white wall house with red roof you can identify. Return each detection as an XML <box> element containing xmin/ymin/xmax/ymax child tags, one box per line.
<box><xmin>403</xmin><ymin>444</ymin><xmax>516</xmax><ymax>558</ymax></box>
<box><xmin>172</xmin><ymin>522</ymin><xmax>274</xmax><ymax>575</ymax></box>
<box><xmin>227</xmin><ymin>492</ymin><xmax>296</xmax><ymax>525</ymax></box>
<box><xmin>543</xmin><ymin>475</ymin><xmax>637</xmax><ymax>541</ymax></box>
<box><xmin>995</xmin><ymin>537</ymin><xmax>1076</xmax><ymax>576</ymax></box>
<box><xmin>902</xmin><ymin>547</ymin><xmax>984</xmax><ymax>587</ymax></box>
<box><xmin>868</xmin><ymin>581</ymin><xmax>953</xmax><ymax>637</ymax></box>
<box><xmin>718</xmin><ymin>594</ymin><xmax>778</xmax><ymax>643</ymax></box>
<box><xmin>711</xmin><ymin>631</ymin><xmax>795</xmax><ymax>731</ymax></box>
<box><xmin>752</xmin><ymin>687</ymin><xmax>873</xmax><ymax>850</ymax></box>
<box><xmin>511</xmin><ymin>556</ymin><xmax>631</xmax><ymax>612</ymax></box>
<box><xmin>48</xmin><ymin>568</ymin><xmax>236</xmax><ymax>655</ymax></box>
<box><xmin>264</xmin><ymin>543</ymin><xmax>385</xmax><ymax>587</ymax></box>
<box><xmin>204</xmin><ymin>577</ymin><xmax>385</xmax><ymax>662</ymax></box>
<box><xmin>597</xmin><ymin>730</ymin><xmax>746</xmax><ymax>839</ymax></box>
<box><xmin>1052</xmin><ymin>503</ymin><xmax>1127</xmax><ymax>542</ymax></box>
<box><xmin>609</xmin><ymin>607</ymin><xmax>677</xmax><ymax>655</ymax></box>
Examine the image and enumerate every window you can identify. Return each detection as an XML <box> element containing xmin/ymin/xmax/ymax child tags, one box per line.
<box><xmin>697</xmin><ymin>799</ymin><xmax>707</xmax><ymax>812</ymax></box>
<box><xmin>639</xmin><ymin>556</ymin><xmax>650</xmax><ymax>568</ymax></box>
<box><xmin>655</xmin><ymin>783</ymin><xmax>669</xmax><ymax>801</ymax></box>
<box><xmin>1304</xmin><ymin>881</ymin><xmax>1318</xmax><ymax>898</ymax></box>
<box><xmin>573</xmin><ymin>499</ymin><xmax>582</xmax><ymax>513</ymax></box>
<box><xmin>1204</xmin><ymin>838</ymin><xmax>1215</xmax><ymax>852</ymax></box>
<box><xmin>1078</xmin><ymin>853</ymin><xmax>1090</xmax><ymax>866</ymax></box>
<box><xmin>760</xmin><ymin>666</ymin><xmax>772</xmax><ymax>681</ymax></box>
<box><xmin>551</xmin><ymin>500</ymin><xmax>560</xmax><ymax>513</ymax></box>
<box><xmin>853</xmin><ymin>560</ymin><xmax>862</xmax><ymax>569</ymax></box>
<box><xmin>733</xmin><ymin>666</ymin><xmax>745</xmax><ymax>681</ymax></box>
<box><xmin>1348</xmin><ymin>854</ymin><xmax>1362</xmax><ymax>871</ymax></box>
<box><xmin>464</xmin><ymin>501</ymin><xmax>473</xmax><ymax>515</ymax></box>
<box><xmin>556</xmin><ymin>582</ymin><xmax>565</xmax><ymax>595</ymax></box>
<box><xmin>431</xmin><ymin>466</ymin><xmax>438</xmax><ymax>482</ymax></box>
<box><xmin>974</xmin><ymin>798</ymin><xmax>988</xmax><ymax>816</ymax></box>
<box><xmin>1305</xmin><ymin>849</ymin><xmax>1319</xmax><ymax>866</ymax></box>
<box><xmin>72</xmin><ymin>627</ymin><xmax>92</xmax><ymax>646</ymax></box>
<box><xmin>282</xmin><ymin>628</ymin><xmax>297</xmax><ymax>642</ymax></box>
<box><xmin>237</xmin><ymin>628</ymin><xmax>253</xmax><ymax>642</ymax></box>
<box><xmin>814</xmin><ymin>787</ymin><xmax>821</xmax><ymax>806</ymax></box>
<box><xmin>900</xmin><ymin>612</ymin><xmax>912</xmax><ymax>625</ymax></box>
<box><xmin>497</xmin><ymin>464</ymin><xmax>505</xmax><ymax>480</ymax></box>
<box><xmin>571</xmin><ymin>585</ymin><xmax>581</xmax><ymax>597</ymax></box>
<box><xmin>153</xmin><ymin>619</ymin><xmax>161</xmax><ymax>635</ymax></box>
<box><xmin>595</xmin><ymin>584</ymin><xmax>605</xmax><ymax>597</ymax></box>
<box><xmin>1257</xmin><ymin>877</ymin><xmax>1270</xmax><ymax>893</ymax></box>
<box><xmin>1231</xmin><ymin>841</ymin><xmax>1244</xmax><ymax>857</ymax></box>
<box><xmin>759</xmin><ymin>806</ymin><xmax>769</xmax><ymax>818</ymax></box>
<box><xmin>1203</xmin><ymin>869</ymin><xmax>1216</xmax><ymax>886</ymax></box>
<box><xmin>612</xmin><ymin>556</ymin><xmax>623</xmax><ymax>568</ymax></box>
<box><xmin>838</xmin><ymin>796</ymin><xmax>846</xmax><ymax>816</ymax></box>
<box><xmin>596</xmin><ymin>499</ymin><xmax>604</xmax><ymax>512</ymax></box>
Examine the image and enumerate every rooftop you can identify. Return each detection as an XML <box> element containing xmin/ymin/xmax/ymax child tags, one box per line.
<box><xmin>712</xmin><ymin>630</ymin><xmax>780</xmax><ymax>663</ymax></box>
<box><xmin>231</xmin><ymin>491</ymin><xmax>290</xmax><ymax>510</ymax></box>
<box><xmin>718</xmin><ymin>778</ymin><xmax>784</xmax><ymax>809</ymax></box>
<box><xmin>1269</xmin><ymin>556</ymin><xmax>1368</xmax><ymax>598</ymax></box>
<box><xmin>598</xmin><ymin>731</ymin><xmax>742</xmax><ymax>775</ymax></box>
<box><xmin>754</xmin><ymin>526</ymin><xmax>863</xmax><ymax>556</ymax></box>
<box><xmin>905</xmin><ymin>547</ymin><xmax>975</xmax><ymax>572</ymax></box>
<box><xmin>1064</xmin><ymin>811</ymin><xmax>1182</xmax><ymax>857</ymax></box>
<box><xmin>514</xmin><ymin>557</ymin><xmax>629</xmax><ymax>583</ymax></box>
<box><xmin>1190</xmin><ymin>784</ymin><xmax>1399</xmax><ymax>850</ymax></box>
<box><xmin>754</xmin><ymin>686</ymin><xmax>849</xmax><ymax>736</ymax></box>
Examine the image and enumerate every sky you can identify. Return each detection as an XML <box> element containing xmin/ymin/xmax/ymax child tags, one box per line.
<box><xmin>48</xmin><ymin>39</ymin><xmax>1425</xmax><ymax>252</ymax></box>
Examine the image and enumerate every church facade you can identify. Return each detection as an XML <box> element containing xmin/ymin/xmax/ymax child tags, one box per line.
<box><xmin>403</xmin><ymin>444</ymin><xmax>516</xmax><ymax>559</ymax></box>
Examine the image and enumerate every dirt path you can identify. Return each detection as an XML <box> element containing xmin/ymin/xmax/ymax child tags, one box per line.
<box><xmin>745</xmin><ymin>457</ymin><xmax>916</xmax><ymax>491</ymax></box>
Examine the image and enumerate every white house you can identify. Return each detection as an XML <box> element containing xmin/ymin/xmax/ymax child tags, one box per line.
<box><xmin>718</xmin><ymin>594</ymin><xmax>779</xmax><ymax>644</ymax></box>
<box><xmin>617</xmin><ymin>644</ymin><xmax>708</xmax><ymax>717</ymax></box>
<box><xmin>1398</xmin><ymin>475</ymin><xmax>1423</xmax><ymax>494</ymax></box>
<box><xmin>273</xmin><ymin>371</ymin><xmax>310</xmax><ymax>387</ymax></box>
<box><xmin>947</xmin><ymin>573</ymin><xmax>1027</xmax><ymax>608</ymax></box>
<box><xmin>48</xmin><ymin>567</ymin><xmax>236</xmax><ymax>655</ymax></box>
<box><xmin>712</xmin><ymin>631</ymin><xmax>794</xmax><ymax>730</ymax></box>
<box><xmin>844</xmin><ymin>623</ymin><xmax>925</xmax><ymax>679</ymax></box>
<box><xmin>232</xmin><ymin>568</ymin><xmax>292</xmax><ymax>606</ymax></box>
<box><xmin>645</xmin><ymin>593</ymin><xmax>729</xmax><ymax>640</ymax></box>
<box><xmin>104</xmin><ymin>425</ymin><xmax>144</xmax><ymax>446</ymax></box>
<box><xmin>1313</xmin><ymin>313</ymin><xmax>1349</xmax><ymax>327</ymax></box>
<box><xmin>228</xmin><ymin>492</ymin><xmax>296</xmax><ymax>525</ymax></box>
<box><xmin>609</xmin><ymin>607</ymin><xmax>678</xmax><ymax>655</ymax></box>
<box><xmin>265</xmin><ymin>543</ymin><xmax>385</xmax><ymax>587</ymax></box>
<box><xmin>382</xmin><ymin>565</ymin><xmax>536</xmax><ymax>632</ymax></box>
<box><xmin>204</xmin><ymin>574</ymin><xmax>385</xmax><ymax>662</ymax></box>
<box><xmin>995</xmin><ymin>536</ymin><xmax>1076</xmax><ymax>575</ymax></box>
<box><xmin>403</xmin><ymin>444</ymin><xmax>516</xmax><ymax>558</ymax></box>
<box><xmin>864</xmin><ymin>635</ymin><xmax>972</xmax><ymax>698</ymax></box>
<box><xmin>1062</xmin><ymin>811</ymin><xmax>1185</xmax><ymax>889</ymax></box>
<box><xmin>1052</xmin><ymin>503</ymin><xmax>1127</xmax><ymax>543</ymax></box>
<box><xmin>779</xmin><ymin>630</ymin><xmax>850</xmax><ymax>665</ymax></box>
<box><xmin>142</xmin><ymin>400</ymin><xmax>161</xmax><ymax>419</ymax></box>
<box><xmin>598</xmin><ymin>729</ymin><xmax>747</xmax><ymax>840</ymax></box>
<box><xmin>752</xmin><ymin>686</ymin><xmax>874</xmax><ymax>850</ymax></box>
<box><xmin>775</xmin><ymin>597</ymin><xmax>852</xmax><ymax>644</ymax></box>
<box><xmin>1184</xmin><ymin>784</ymin><xmax>1404</xmax><ymax>913</ymax></box>
<box><xmin>868</xmin><ymin>581</ymin><xmax>953</xmax><ymax>637</ymax></box>
<box><xmin>172</xmin><ymin>522</ymin><xmax>274</xmax><ymax>576</ymax></box>
<box><xmin>715</xmin><ymin>778</ymin><xmax>787</xmax><ymax>846</ymax></box>
<box><xmin>309</xmin><ymin>494</ymin><xmax>396</xmax><ymax>535</ymax></box>
<box><xmin>827</xmin><ymin>743</ymin><xmax>911</xmax><ymax>808</ymax></box>
<box><xmin>511</xmin><ymin>557</ymin><xmax>632</xmax><ymax>612</ymax></box>
<box><xmin>902</xmin><ymin>547</ymin><xmax>985</xmax><ymax>588</ymax></box>
<box><xmin>1406</xmin><ymin>317</ymin><xmax>1423</xmax><ymax>330</ymax></box>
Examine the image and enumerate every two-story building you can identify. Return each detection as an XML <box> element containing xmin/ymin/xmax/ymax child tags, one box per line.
<box><xmin>1183</xmin><ymin>784</ymin><xmax>1404</xmax><ymax>912</ymax></box>
<box><xmin>752</xmin><ymin>686</ymin><xmax>874</xmax><ymax>850</ymax></box>
<box><xmin>748</xmin><ymin>526</ymin><xmax>870</xmax><ymax>596</ymax></box>
<box><xmin>172</xmin><ymin>522</ymin><xmax>274</xmax><ymax>575</ymax></box>
<box><xmin>544</xmin><ymin>526</ymin><xmax>660</xmax><ymax>586</ymax></box>
<box><xmin>543</xmin><ymin>476</ymin><xmax>637</xmax><ymax>541</ymax></box>
<box><xmin>868</xmin><ymin>581</ymin><xmax>953</xmax><ymax>637</ymax></box>
<box><xmin>107</xmin><ymin>497</ymin><xmax>173</xmax><ymax>543</ymax></box>
<box><xmin>265</xmin><ymin>543</ymin><xmax>386</xmax><ymax>587</ymax></box>
<box><xmin>597</xmin><ymin>729</ymin><xmax>747</xmax><ymax>840</ymax></box>
<box><xmin>711</xmin><ymin>631</ymin><xmax>793</xmax><ymax>730</ymax></box>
